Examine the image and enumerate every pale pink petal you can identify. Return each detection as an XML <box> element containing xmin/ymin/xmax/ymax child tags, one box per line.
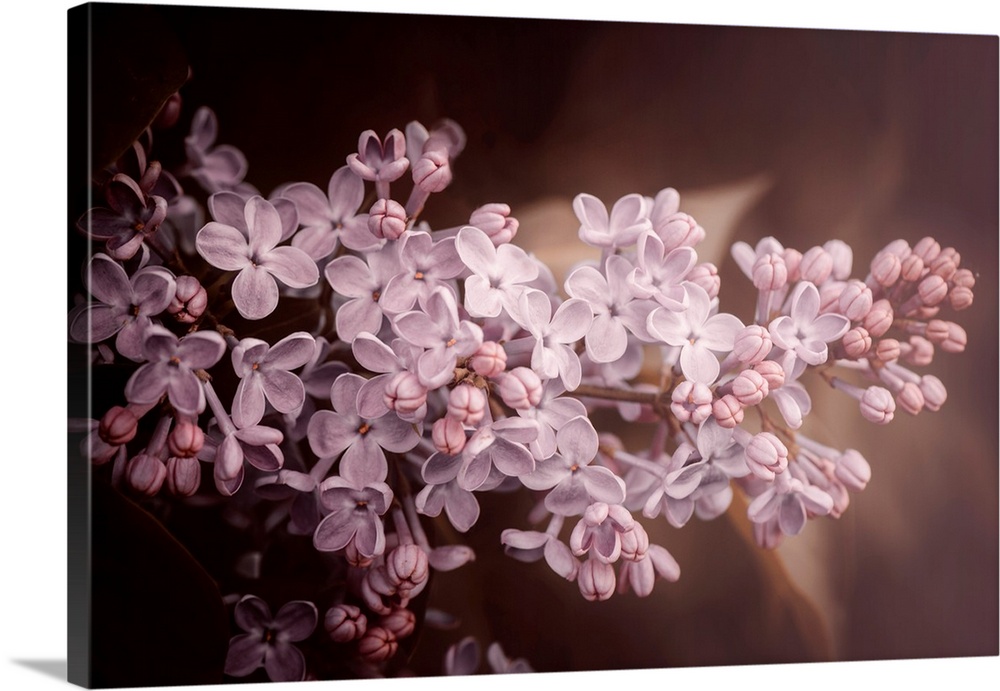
<box><xmin>196</xmin><ymin>222</ymin><xmax>250</xmax><ymax>271</ymax></box>
<box><xmin>232</xmin><ymin>265</ymin><xmax>279</xmax><ymax>320</ymax></box>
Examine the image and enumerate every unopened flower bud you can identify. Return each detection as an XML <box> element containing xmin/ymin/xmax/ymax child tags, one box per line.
<box><xmin>951</xmin><ymin>268</ymin><xmax>975</xmax><ymax>289</ymax></box>
<box><xmin>835</xmin><ymin>449</ymin><xmax>871</xmax><ymax>492</ymax></box>
<box><xmin>751</xmin><ymin>360</ymin><xmax>785</xmax><ymax>390</ymax></box>
<box><xmin>799</xmin><ymin>246</ymin><xmax>833</xmax><ymax>284</ymax></box>
<box><xmin>903</xmin><ymin>335</ymin><xmax>934</xmax><ymax>367</ymax></box>
<box><xmin>712</xmin><ymin>394</ymin><xmax>744</xmax><ymax>428</ymax></box>
<box><xmin>919</xmin><ymin>375</ymin><xmax>947</xmax><ymax>412</ymax></box>
<box><xmin>126</xmin><ymin>453</ymin><xmax>167</xmax><ymax>496</ymax></box>
<box><xmin>818</xmin><ymin>282</ymin><xmax>842</xmax><ymax>314</ymax></box>
<box><xmin>863</xmin><ymin>299</ymin><xmax>893</xmax><ymax>337</ymax></box>
<box><xmin>870</xmin><ymin>251</ymin><xmax>901</xmax><ymax>287</ymax></box>
<box><xmin>469</xmin><ymin>203</ymin><xmax>519</xmax><ymax>245</ymax></box>
<box><xmin>732</xmin><ymin>369</ymin><xmax>769</xmax><ymax>406</ymax></box>
<box><xmin>325</xmin><ymin>604</ymin><xmax>367</xmax><ymax>643</ymax></box>
<box><xmin>619</xmin><ymin>523</ymin><xmax>649</xmax><ymax>562</ymax></box>
<box><xmin>929</xmin><ymin>251</ymin><xmax>958</xmax><ymax>281</ymax></box>
<box><xmin>469</xmin><ymin>340</ymin><xmax>507</xmax><ymax>377</ymax></box>
<box><xmin>744</xmin><ymin>432</ymin><xmax>788</xmax><ymax>481</ymax></box>
<box><xmin>899</xmin><ymin>253</ymin><xmax>925</xmax><ymax>283</ymax></box>
<box><xmin>687</xmin><ymin>262</ymin><xmax>720</xmax><ymax>299</ymax></box>
<box><xmin>99</xmin><ymin>405</ymin><xmax>138</xmax><ymax>445</ymax></box>
<box><xmin>838</xmin><ymin>280</ymin><xmax>873</xmax><ymax>321</ymax></box>
<box><xmin>165</xmin><ymin>456</ymin><xmax>201</xmax><ymax>496</ymax></box>
<box><xmin>859</xmin><ymin>386</ymin><xmax>895</xmax><ymax>424</ymax></box>
<box><xmin>927</xmin><ymin>320</ymin><xmax>966</xmax><ymax>353</ymax></box>
<box><xmin>657</xmin><ymin>212</ymin><xmax>704</xmax><ymax>251</ymax></box>
<box><xmin>577</xmin><ymin>559</ymin><xmax>616</xmax><ymax>602</ymax></box>
<box><xmin>168</xmin><ymin>419</ymin><xmax>205</xmax><ymax>458</ymax></box>
<box><xmin>895</xmin><ymin>382</ymin><xmax>924</xmax><ymax>416</ymax></box>
<box><xmin>386</xmin><ymin>544</ymin><xmax>430</xmax><ymax>595</ymax></box>
<box><xmin>432</xmin><ymin>417</ymin><xmax>466</xmax><ymax>455</ymax></box>
<box><xmin>447</xmin><ymin>384</ymin><xmax>486</xmax><ymax>425</ymax></box>
<box><xmin>670</xmin><ymin>380</ymin><xmax>713</xmax><ymax>424</ymax></box>
<box><xmin>752</xmin><ymin>252</ymin><xmax>787</xmax><ymax>291</ymax></box>
<box><xmin>912</xmin><ymin>236</ymin><xmax>941</xmax><ymax>263</ymax></box>
<box><xmin>367</xmin><ymin>198</ymin><xmax>408</xmax><ymax>240</ymax></box>
<box><xmin>874</xmin><ymin>338</ymin><xmax>901</xmax><ymax>363</ymax></box>
<box><xmin>168</xmin><ymin>275</ymin><xmax>208</xmax><ymax>323</ymax></box>
<box><xmin>384</xmin><ymin>371</ymin><xmax>427</xmax><ymax>415</ymax></box>
<box><xmin>357</xmin><ymin>626</ymin><xmax>398</xmax><ymax>663</ymax></box>
<box><xmin>733</xmin><ymin>325</ymin><xmax>772</xmax><ymax>364</ymax></box>
<box><xmin>917</xmin><ymin>274</ymin><xmax>948</xmax><ymax>306</ymax></box>
<box><xmin>823</xmin><ymin>240</ymin><xmax>853</xmax><ymax>280</ymax></box>
<box><xmin>782</xmin><ymin>248</ymin><xmax>803</xmax><ymax>282</ymax></box>
<box><xmin>153</xmin><ymin>91</ymin><xmax>183</xmax><ymax>129</ymax></box>
<box><xmin>344</xmin><ymin>542</ymin><xmax>374</xmax><ymax>569</ymax></box>
<box><xmin>498</xmin><ymin>367</ymin><xmax>543</xmax><ymax>409</ymax></box>
<box><xmin>412</xmin><ymin>149</ymin><xmax>452</xmax><ymax>193</ymax></box>
<box><xmin>841</xmin><ymin>327</ymin><xmax>872</xmax><ymax>358</ymax></box>
<box><xmin>379</xmin><ymin>607</ymin><xmax>416</xmax><ymax>639</ymax></box>
<box><xmin>948</xmin><ymin>285</ymin><xmax>973</xmax><ymax>311</ymax></box>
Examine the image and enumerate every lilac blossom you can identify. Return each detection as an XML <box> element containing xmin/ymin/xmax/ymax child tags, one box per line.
<box><xmin>69</xmin><ymin>253</ymin><xmax>176</xmax><ymax>361</ymax></box>
<box><xmin>207</xmin><ymin>190</ymin><xmax>299</xmax><ymax>243</ymax></box>
<box><xmin>647</xmin><ymin>283</ymin><xmax>743</xmax><ymax>384</ymax></box>
<box><xmin>573</xmin><ymin>192</ymin><xmax>651</xmax><ymax>249</ymax></box>
<box><xmin>768</xmin><ymin>281</ymin><xmax>850</xmax><ymax>366</ymax></box>
<box><xmin>184</xmin><ymin>106</ymin><xmax>249</xmax><ymax>193</ymax></box>
<box><xmin>500</xmin><ymin>522</ymin><xmax>579</xmax><ymax>580</ymax></box>
<box><xmin>422</xmin><ymin>417</ymin><xmax>538</xmax><ymax>492</ymax></box>
<box><xmin>124</xmin><ymin>325</ymin><xmax>225</xmax><ymax>415</ymax></box>
<box><xmin>746</xmin><ymin>467</ymin><xmax>834</xmax><ymax>538</ymax></box>
<box><xmin>515</xmin><ymin>380</ymin><xmax>587</xmax><ymax>461</ymax></box>
<box><xmin>77</xmin><ymin>174</ymin><xmax>168</xmax><ymax>260</ymax></box>
<box><xmin>324</xmin><ymin>243</ymin><xmax>402</xmax><ymax>342</ymax></box>
<box><xmin>282</xmin><ymin>165</ymin><xmax>379</xmax><ymax>259</ymax></box>
<box><xmin>346</xmin><ymin>128</ymin><xmax>409</xmax><ymax>199</ymax></box>
<box><xmin>521</xmin><ymin>416</ymin><xmax>626</xmax><ymax>515</ymax></box>
<box><xmin>351</xmin><ymin>332</ymin><xmax>424</xmax><ymax>420</ymax></box>
<box><xmin>230</xmin><ymin>332</ymin><xmax>316</xmax><ymax>428</ymax></box>
<box><xmin>313</xmin><ymin>475</ymin><xmax>393</xmax><ymax>557</ymax></box>
<box><xmin>224</xmin><ymin>595</ymin><xmax>317</xmax><ymax>682</ymax></box>
<box><xmin>378</xmin><ymin>231</ymin><xmax>465</xmax><ymax>314</ymax></box>
<box><xmin>455</xmin><ymin>225</ymin><xmax>538</xmax><ymax>318</ymax></box>
<box><xmin>415</xmin><ymin>474</ymin><xmax>482</xmax><ymax>533</ymax></box>
<box><xmin>196</xmin><ymin>196</ymin><xmax>319</xmax><ymax>320</ymax></box>
<box><xmin>308</xmin><ymin>373</ymin><xmax>419</xmax><ymax>486</ymax></box>
<box><xmin>508</xmin><ymin>289</ymin><xmax>592</xmax><ymax>390</ymax></box>
<box><xmin>628</xmin><ymin>232</ymin><xmax>697</xmax><ymax>310</ymax></box>
<box><xmin>565</xmin><ymin>254</ymin><xmax>657</xmax><ymax>363</ymax></box>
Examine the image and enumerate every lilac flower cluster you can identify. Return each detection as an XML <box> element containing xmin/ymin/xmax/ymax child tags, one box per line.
<box><xmin>71</xmin><ymin>97</ymin><xmax>975</xmax><ymax>678</ymax></box>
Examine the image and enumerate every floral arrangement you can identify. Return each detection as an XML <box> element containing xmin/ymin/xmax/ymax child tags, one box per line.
<box><xmin>70</xmin><ymin>84</ymin><xmax>975</xmax><ymax>683</ymax></box>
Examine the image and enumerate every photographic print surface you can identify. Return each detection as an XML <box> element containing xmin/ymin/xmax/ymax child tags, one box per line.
<box><xmin>67</xmin><ymin>3</ymin><xmax>999</xmax><ymax>687</ymax></box>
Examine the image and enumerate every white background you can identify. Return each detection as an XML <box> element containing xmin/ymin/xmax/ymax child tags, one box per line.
<box><xmin>2</xmin><ymin>1</ymin><xmax>996</xmax><ymax>690</ymax></box>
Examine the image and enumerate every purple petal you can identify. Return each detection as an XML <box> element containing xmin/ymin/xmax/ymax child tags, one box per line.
<box><xmin>234</xmin><ymin>595</ymin><xmax>271</xmax><ymax>631</ymax></box>
<box><xmin>778</xmin><ymin>497</ymin><xmax>807</xmax><ymax>536</ymax></box>
<box><xmin>549</xmin><ymin>298</ymin><xmax>593</xmax><ymax>344</ymax></box>
<box><xmin>232</xmin><ymin>266</ymin><xmax>279</xmax><ymax>320</ymax></box>
<box><xmin>272</xmin><ymin>601</ymin><xmax>318</xmax><ymax>642</ymax></box>
<box><xmin>259</xmin><ymin>246</ymin><xmax>319</xmax><ymax>289</ymax></box>
<box><xmin>124</xmin><ymin>361</ymin><xmax>168</xmax><ymax>405</ymax></box>
<box><xmin>87</xmin><ymin>254</ymin><xmax>131</xmax><ymax>306</ymax></box>
<box><xmin>327</xmin><ymin>166</ymin><xmax>364</xmax><ymax>220</ymax></box>
<box><xmin>167</xmin><ymin>369</ymin><xmax>205</xmax><ymax>415</ymax></box>
<box><xmin>581</xmin><ymin>466</ymin><xmax>627</xmax><ymax>504</ymax></box>
<box><xmin>489</xmin><ymin>438</ymin><xmax>535</xmax><ymax>477</ymax></box>
<box><xmin>339</xmin><ymin>437</ymin><xmax>388</xmax><ymax>486</ymax></box>
<box><xmin>196</xmin><ymin>222</ymin><xmax>251</xmax><ymax>271</ymax></box>
<box><xmin>282</xmin><ymin>181</ymin><xmax>331</xmax><ymax>227</ymax></box>
<box><xmin>73</xmin><ymin>304</ymin><xmax>125</xmax><ymax>344</ymax></box>
<box><xmin>207</xmin><ymin>191</ymin><xmax>249</xmax><ymax>232</ymax></box>
<box><xmin>231</xmin><ymin>376</ymin><xmax>266</xmax><ymax>429</ymax></box>
<box><xmin>264</xmin><ymin>643</ymin><xmax>306</xmax><ymax>683</ymax></box>
<box><xmin>307</xmin><ymin>410</ymin><xmax>356</xmax><ymax>459</ymax></box>
<box><xmin>680</xmin><ymin>342</ymin><xmax>720</xmax><ymax>384</ymax></box>
<box><xmin>444</xmin><ymin>487</ymin><xmax>480</xmax><ymax>532</ymax></box>
<box><xmin>290</xmin><ymin>224</ymin><xmax>338</xmax><ymax>260</ymax></box>
<box><xmin>265</xmin><ymin>332</ymin><xmax>316</xmax><ymax>370</ymax></box>
<box><xmin>545</xmin><ymin>477</ymin><xmax>590</xmax><ymax>515</ymax></box>
<box><xmin>224</xmin><ymin>635</ymin><xmax>265</xmax><ymax>677</ymax></box>
<box><xmin>353</xmin><ymin>512</ymin><xmax>385</xmax><ymax>557</ymax></box>
<box><xmin>521</xmin><ymin>456</ymin><xmax>568</xmax><ymax>491</ymax></box>
<box><xmin>177</xmin><ymin>331</ymin><xmax>226</xmax><ymax>369</ymax></box>
<box><xmin>313</xmin><ymin>509</ymin><xmax>358</xmax><ymax>552</ymax></box>
<box><xmin>586</xmin><ymin>313</ymin><xmax>628</xmax><ymax>363</ymax></box>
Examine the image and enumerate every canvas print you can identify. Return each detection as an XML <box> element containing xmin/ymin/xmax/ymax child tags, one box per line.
<box><xmin>67</xmin><ymin>3</ymin><xmax>998</xmax><ymax>688</ymax></box>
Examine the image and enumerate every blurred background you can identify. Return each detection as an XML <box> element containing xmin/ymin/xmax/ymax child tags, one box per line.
<box><xmin>77</xmin><ymin>4</ymin><xmax>997</xmax><ymax>678</ymax></box>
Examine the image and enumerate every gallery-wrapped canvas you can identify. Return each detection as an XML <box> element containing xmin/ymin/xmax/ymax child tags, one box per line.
<box><xmin>66</xmin><ymin>3</ymin><xmax>998</xmax><ymax>688</ymax></box>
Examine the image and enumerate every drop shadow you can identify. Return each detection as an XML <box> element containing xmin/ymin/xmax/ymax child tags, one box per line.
<box><xmin>11</xmin><ymin>659</ymin><xmax>67</xmax><ymax>682</ymax></box>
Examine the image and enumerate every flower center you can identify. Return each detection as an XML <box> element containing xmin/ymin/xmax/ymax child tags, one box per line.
<box><xmin>414</xmin><ymin>271</ymin><xmax>425</xmax><ymax>280</ymax></box>
<box><xmin>446</xmin><ymin>338</ymin><xmax>457</xmax><ymax>347</ymax></box>
<box><xmin>372</xmin><ymin>290</ymin><xmax>381</xmax><ymax>302</ymax></box>
<box><xmin>357</xmin><ymin>422</ymin><xmax>371</xmax><ymax>435</ymax></box>
<box><xmin>168</xmin><ymin>356</ymin><xmax>182</xmax><ymax>368</ymax></box>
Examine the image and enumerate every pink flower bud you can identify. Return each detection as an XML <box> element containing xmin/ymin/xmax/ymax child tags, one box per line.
<box><xmin>386</xmin><ymin>544</ymin><xmax>430</xmax><ymax>595</ymax></box>
<box><xmin>384</xmin><ymin>371</ymin><xmax>427</xmax><ymax>415</ymax></box>
<box><xmin>919</xmin><ymin>375</ymin><xmax>947</xmax><ymax>412</ymax></box>
<box><xmin>357</xmin><ymin>626</ymin><xmax>398</xmax><ymax>663</ymax></box>
<box><xmin>344</xmin><ymin>542</ymin><xmax>374</xmax><ymax>569</ymax></box>
<box><xmin>912</xmin><ymin>236</ymin><xmax>941</xmax><ymax>263</ymax></box>
<box><xmin>752</xmin><ymin>252</ymin><xmax>787</xmax><ymax>291</ymax></box>
<box><xmin>835</xmin><ymin>449</ymin><xmax>871</xmax><ymax>492</ymax></box>
<box><xmin>126</xmin><ymin>453</ymin><xmax>167</xmax><ymax>496</ymax></box>
<box><xmin>325</xmin><ymin>604</ymin><xmax>367</xmax><ymax>643</ymax></box>
<box><xmin>469</xmin><ymin>340</ymin><xmax>507</xmax><ymax>377</ymax></box>
<box><xmin>712</xmin><ymin>394</ymin><xmax>744</xmax><ymax>429</ymax></box>
<box><xmin>168</xmin><ymin>275</ymin><xmax>208</xmax><ymax>323</ymax></box>
<box><xmin>862</xmin><ymin>299</ymin><xmax>893</xmax><ymax>337</ymax></box>
<box><xmin>859</xmin><ymin>386</ymin><xmax>895</xmax><ymax>424</ymax></box>
<box><xmin>823</xmin><ymin>240</ymin><xmax>852</xmax><ymax>280</ymax></box>
<box><xmin>732</xmin><ymin>369</ymin><xmax>769</xmax><ymax>406</ymax></box>
<box><xmin>379</xmin><ymin>607</ymin><xmax>416</xmax><ymax>639</ymax></box>
<box><xmin>874</xmin><ymin>338</ymin><xmax>901</xmax><ymax>363</ymax></box>
<box><xmin>153</xmin><ymin>91</ymin><xmax>182</xmax><ymax>129</ymax></box>
<box><xmin>782</xmin><ymin>248</ymin><xmax>803</xmax><ymax>282</ymax></box>
<box><xmin>902</xmin><ymin>335</ymin><xmax>934</xmax><ymax>367</ymax></box>
<box><xmin>818</xmin><ymin>283</ymin><xmax>842</xmax><ymax>314</ymax></box>
<box><xmin>431</xmin><ymin>417</ymin><xmax>466</xmax><ymax>455</ymax></box>
<box><xmin>657</xmin><ymin>212</ymin><xmax>704</xmax><ymax>251</ymax></box>
<box><xmin>948</xmin><ymin>286</ymin><xmax>973</xmax><ymax>311</ymax></box>
<box><xmin>412</xmin><ymin>149</ymin><xmax>452</xmax><ymax>192</ymax></box>
<box><xmin>582</xmin><ymin>501</ymin><xmax>611</xmax><ymax>526</ymax></box>
<box><xmin>917</xmin><ymin>274</ymin><xmax>948</xmax><ymax>306</ymax></box>
<box><xmin>841</xmin><ymin>327</ymin><xmax>872</xmax><ymax>359</ymax></box>
<box><xmin>733</xmin><ymin>325</ymin><xmax>772</xmax><ymax>364</ymax></box>
<box><xmin>367</xmin><ymin>198</ymin><xmax>408</xmax><ymax>240</ymax></box>
<box><xmin>870</xmin><ymin>251</ymin><xmax>901</xmax><ymax>287</ymax></box>
<box><xmin>165</xmin><ymin>456</ymin><xmax>201</xmax><ymax>496</ymax></box>
<box><xmin>447</xmin><ymin>384</ymin><xmax>487</xmax><ymax>425</ymax></box>
<box><xmin>951</xmin><ymin>268</ymin><xmax>975</xmax><ymax>289</ymax></box>
<box><xmin>498</xmin><ymin>367</ymin><xmax>542</xmax><ymax>409</ymax></box>
<box><xmin>927</xmin><ymin>320</ymin><xmax>967</xmax><ymax>353</ymax></box>
<box><xmin>929</xmin><ymin>251</ymin><xmax>958</xmax><ymax>280</ymax></box>
<box><xmin>751</xmin><ymin>360</ymin><xmax>785</xmax><ymax>390</ymax></box>
<box><xmin>899</xmin><ymin>253</ymin><xmax>925</xmax><ymax>283</ymax></box>
<box><xmin>744</xmin><ymin>432</ymin><xmax>788</xmax><ymax>481</ymax></box>
<box><xmin>619</xmin><ymin>523</ymin><xmax>649</xmax><ymax>562</ymax></box>
<box><xmin>687</xmin><ymin>262</ymin><xmax>720</xmax><ymax>299</ymax></box>
<box><xmin>670</xmin><ymin>380</ymin><xmax>713</xmax><ymax>424</ymax></box>
<box><xmin>577</xmin><ymin>559</ymin><xmax>616</xmax><ymax>602</ymax></box>
<box><xmin>168</xmin><ymin>419</ymin><xmax>205</xmax><ymax>458</ymax></box>
<box><xmin>99</xmin><ymin>405</ymin><xmax>138</xmax><ymax>445</ymax></box>
<box><xmin>469</xmin><ymin>203</ymin><xmax>519</xmax><ymax>245</ymax></box>
<box><xmin>838</xmin><ymin>280</ymin><xmax>873</xmax><ymax>321</ymax></box>
<box><xmin>799</xmin><ymin>246</ymin><xmax>833</xmax><ymax>284</ymax></box>
<box><xmin>895</xmin><ymin>382</ymin><xmax>924</xmax><ymax>416</ymax></box>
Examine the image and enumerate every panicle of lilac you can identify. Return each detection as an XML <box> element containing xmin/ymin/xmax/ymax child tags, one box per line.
<box><xmin>281</xmin><ymin>165</ymin><xmax>376</xmax><ymax>260</ymax></box>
